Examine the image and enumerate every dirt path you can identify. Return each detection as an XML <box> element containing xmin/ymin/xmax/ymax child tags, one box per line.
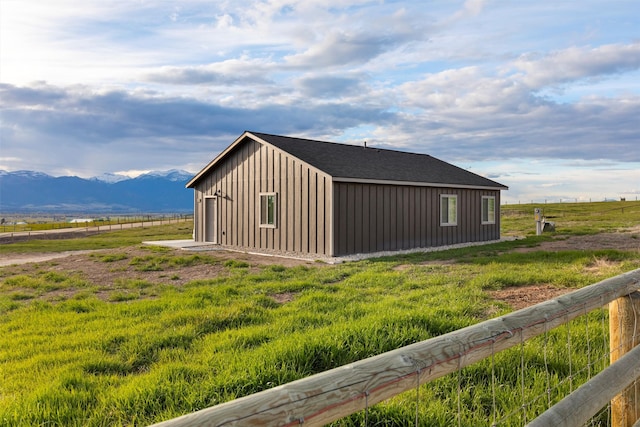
<box><xmin>0</xmin><ymin>250</ymin><xmax>101</xmax><ymax>267</ymax></box>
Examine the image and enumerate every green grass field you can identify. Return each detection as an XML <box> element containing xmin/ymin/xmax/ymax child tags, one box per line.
<box><xmin>0</xmin><ymin>222</ymin><xmax>194</xmax><ymax>254</ymax></box>
<box><xmin>0</xmin><ymin>215</ymin><xmax>192</xmax><ymax>234</ymax></box>
<box><xmin>501</xmin><ymin>200</ymin><xmax>640</xmax><ymax>236</ymax></box>
<box><xmin>1</xmin><ymin>202</ymin><xmax>640</xmax><ymax>426</ymax></box>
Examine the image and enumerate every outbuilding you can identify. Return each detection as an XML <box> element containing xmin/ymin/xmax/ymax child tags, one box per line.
<box><xmin>186</xmin><ymin>131</ymin><xmax>508</xmax><ymax>257</ymax></box>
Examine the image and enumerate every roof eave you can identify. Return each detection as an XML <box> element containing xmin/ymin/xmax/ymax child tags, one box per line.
<box><xmin>332</xmin><ymin>177</ymin><xmax>508</xmax><ymax>191</ymax></box>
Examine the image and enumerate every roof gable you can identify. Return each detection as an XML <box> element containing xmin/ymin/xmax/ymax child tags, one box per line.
<box><xmin>187</xmin><ymin>131</ymin><xmax>508</xmax><ymax>190</ymax></box>
<box><xmin>186</xmin><ymin>131</ymin><xmax>330</xmax><ymax>188</ymax></box>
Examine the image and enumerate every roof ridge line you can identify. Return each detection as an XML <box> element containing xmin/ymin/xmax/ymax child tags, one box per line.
<box><xmin>248</xmin><ymin>131</ymin><xmax>436</xmax><ymax>158</ymax></box>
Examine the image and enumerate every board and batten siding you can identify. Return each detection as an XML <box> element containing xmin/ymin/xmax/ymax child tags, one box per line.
<box><xmin>193</xmin><ymin>138</ymin><xmax>333</xmax><ymax>256</ymax></box>
<box><xmin>332</xmin><ymin>182</ymin><xmax>501</xmax><ymax>257</ymax></box>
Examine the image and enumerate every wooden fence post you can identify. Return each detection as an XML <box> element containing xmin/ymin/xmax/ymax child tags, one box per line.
<box><xmin>610</xmin><ymin>291</ymin><xmax>640</xmax><ymax>427</ymax></box>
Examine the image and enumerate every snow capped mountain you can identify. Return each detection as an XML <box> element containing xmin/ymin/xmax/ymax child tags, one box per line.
<box><xmin>0</xmin><ymin>170</ymin><xmax>193</xmax><ymax>213</ymax></box>
<box><xmin>87</xmin><ymin>169</ymin><xmax>192</xmax><ymax>183</ymax></box>
<box><xmin>5</xmin><ymin>170</ymin><xmax>52</xmax><ymax>179</ymax></box>
<box><xmin>90</xmin><ymin>172</ymin><xmax>131</xmax><ymax>183</ymax></box>
<box><xmin>136</xmin><ymin>169</ymin><xmax>193</xmax><ymax>182</ymax></box>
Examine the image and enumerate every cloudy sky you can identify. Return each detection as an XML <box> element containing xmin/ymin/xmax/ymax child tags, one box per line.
<box><xmin>1</xmin><ymin>0</ymin><xmax>639</xmax><ymax>203</ymax></box>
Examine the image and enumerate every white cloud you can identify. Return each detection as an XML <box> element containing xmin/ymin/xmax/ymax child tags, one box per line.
<box><xmin>447</xmin><ymin>0</ymin><xmax>489</xmax><ymax>22</ymax></box>
<box><xmin>143</xmin><ymin>59</ymin><xmax>274</xmax><ymax>86</ymax></box>
<box><xmin>513</xmin><ymin>42</ymin><xmax>640</xmax><ymax>89</ymax></box>
<box><xmin>400</xmin><ymin>66</ymin><xmax>531</xmax><ymax>112</ymax></box>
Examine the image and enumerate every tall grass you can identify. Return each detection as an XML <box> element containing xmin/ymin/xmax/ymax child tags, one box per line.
<box><xmin>1</xmin><ymin>204</ymin><xmax>640</xmax><ymax>425</ymax></box>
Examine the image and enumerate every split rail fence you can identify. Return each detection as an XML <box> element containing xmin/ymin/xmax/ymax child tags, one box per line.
<box><xmin>152</xmin><ymin>269</ymin><xmax>640</xmax><ymax>427</ymax></box>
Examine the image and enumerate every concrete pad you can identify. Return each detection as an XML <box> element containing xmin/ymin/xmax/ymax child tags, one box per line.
<box><xmin>142</xmin><ymin>239</ymin><xmax>220</xmax><ymax>250</ymax></box>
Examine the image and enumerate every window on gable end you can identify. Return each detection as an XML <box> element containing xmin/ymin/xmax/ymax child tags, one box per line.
<box><xmin>260</xmin><ymin>193</ymin><xmax>277</xmax><ymax>228</ymax></box>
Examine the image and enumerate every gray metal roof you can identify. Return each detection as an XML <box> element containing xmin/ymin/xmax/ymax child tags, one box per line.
<box><xmin>251</xmin><ymin>132</ymin><xmax>507</xmax><ymax>190</ymax></box>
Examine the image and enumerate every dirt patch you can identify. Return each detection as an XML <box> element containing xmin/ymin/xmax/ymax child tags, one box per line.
<box><xmin>490</xmin><ymin>284</ymin><xmax>572</xmax><ymax>311</ymax></box>
<box><xmin>514</xmin><ymin>227</ymin><xmax>640</xmax><ymax>253</ymax></box>
<box><xmin>270</xmin><ymin>292</ymin><xmax>297</xmax><ymax>304</ymax></box>
<box><xmin>0</xmin><ymin>246</ymin><xmax>316</xmax><ymax>294</ymax></box>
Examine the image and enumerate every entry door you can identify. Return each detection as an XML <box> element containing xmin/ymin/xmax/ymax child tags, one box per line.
<box><xmin>204</xmin><ymin>197</ymin><xmax>218</xmax><ymax>243</ymax></box>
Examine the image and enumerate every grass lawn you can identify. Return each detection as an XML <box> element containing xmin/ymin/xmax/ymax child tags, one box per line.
<box><xmin>1</xmin><ymin>203</ymin><xmax>640</xmax><ymax>426</ymax></box>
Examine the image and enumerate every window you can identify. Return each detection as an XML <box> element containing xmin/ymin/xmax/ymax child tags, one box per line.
<box><xmin>482</xmin><ymin>196</ymin><xmax>496</xmax><ymax>224</ymax></box>
<box><xmin>260</xmin><ymin>193</ymin><xmax>277</xmax><ymax>227</ymax></box>
<box><xmin>440</xmin><ymin>194</ymin><xmax>457</xmax><ymax>226</ymax></box>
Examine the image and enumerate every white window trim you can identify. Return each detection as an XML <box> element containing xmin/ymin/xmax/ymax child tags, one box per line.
<box><xmin>440</xmin><ymin>194</ymin><xmax>458</xmax><ymax>226</ymax></box>
<box><xmin>259</xmin><ymin>192</ymin><xmax>277</xmax><ymax>228</ymax></box>
<box><xmin>482</xmin><ymin>195</ymin><xmax>496</xmax><ymax>225</ymax></box>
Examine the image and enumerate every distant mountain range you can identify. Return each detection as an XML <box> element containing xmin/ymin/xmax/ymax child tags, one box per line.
<box><xmin>0</xmin><ymin>169</ymin><xmax>194</xmax><ymax>213</ymax></box>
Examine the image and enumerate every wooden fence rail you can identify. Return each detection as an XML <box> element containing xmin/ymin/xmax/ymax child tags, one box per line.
<box><xmin>151</xmin><ymin>269</ymin><xmax>640</xmax><ymax>427</ymax></box>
